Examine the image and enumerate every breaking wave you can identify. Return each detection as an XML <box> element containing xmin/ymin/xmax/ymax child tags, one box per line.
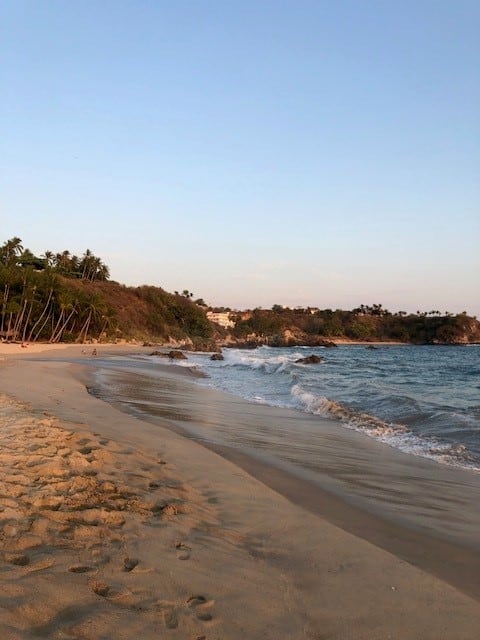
<box><xmin>186</xmin><ymin>345</ymin><xmax>480</xmax><ymax>473</ymax></box>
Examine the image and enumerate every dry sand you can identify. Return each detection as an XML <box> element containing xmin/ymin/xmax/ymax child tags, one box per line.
<box><xmin>0</xmin><ymin>343</ymin><xmax>479</xmax><ymax>639</ymax></box>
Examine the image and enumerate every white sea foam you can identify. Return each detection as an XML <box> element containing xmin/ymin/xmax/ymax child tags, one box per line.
<box><xmin>223</xmin><ymin>348</ymin><xmax>302</xmax><ymax>374</ymax></box>
<box><xmin>290</xmin><ymin>384</ymin><xmax>334</xmax><ymax>415</ymax></box>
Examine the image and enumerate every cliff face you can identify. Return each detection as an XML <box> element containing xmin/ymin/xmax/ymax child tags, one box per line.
<box><xmin>434</xmin><ymin>315</ymin><xmax>480</xmax><ymax>344</ymax></box>
<box><xmin>460</xmin><ymin>318</ymin><xmax>480</xmax><ymax>343</ymax></box>
<box><xmin>221</xmin><ymin>328</ymin><xmax>337</xmax><ymax>348</ymax></box>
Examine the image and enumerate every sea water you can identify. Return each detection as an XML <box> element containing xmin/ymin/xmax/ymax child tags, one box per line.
<box><xmin>172</xmin><ymin>344</ymin><xmax>480</xmax><ymax>472</ymax></box>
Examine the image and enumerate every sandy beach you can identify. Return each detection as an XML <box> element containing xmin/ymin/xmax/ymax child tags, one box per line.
<box><xmin>1</xmin><ymin>343</ymin><xmax>480</xmax><ymax>639</ymax></box>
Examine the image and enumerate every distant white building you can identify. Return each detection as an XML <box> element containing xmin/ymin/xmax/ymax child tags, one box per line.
<box><xmin>206</xmin><ymin>311</ymin><xmax>235</xmax><ymax>329</ymax></box>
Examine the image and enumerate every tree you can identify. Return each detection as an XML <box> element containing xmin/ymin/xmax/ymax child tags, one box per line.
<box><xmin>75</xmin><ymin>294</ymin><xmax>106</xmax><ymax>343</ymax></box>
<box><xmin>42</xmin><ymin>250</ymin><xmax>55</xmax><ymax>268</ymax></box>
<box><xmin>55</xmin><ymin>250</ymin><xmax>72</xmax><ymax>273</ymax></box>
<box><xmin>1</xmin><ymin>237</ymin><xmax>24</xmax><ymax>267</ymax></box>
<box><xmin>18</xmin><ymin>249</ymin><xmax>44</xmax><ymax>270</ymax></box>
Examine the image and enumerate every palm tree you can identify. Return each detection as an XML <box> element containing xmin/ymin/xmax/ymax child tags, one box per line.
<box><xmin>18</xmin><ymin>248</ymin><xmax>43</xmax><ymax>270</ymax></box>
<box><xmin>28</xmin><ymin>285</ymin><xmax>54</xmax><ymax>342</ymax></box>
<box><xmin>5</xmin><ymin>299</ymin><xmax>21</xmax><ymax>340</ymax></box>
<box><xmin>80</xmin><ymin>249</ymin><xmax>93</xmax><ymax>280</ymax></box>
<box><xmin>1</xmin><ymin>237</ymin><xmax>24</xmax><ymax>266</ymax></box>
<box><xmin>70</xmin><ymin>255</ymin><xmax>80</xmax><ymax>277</ymax></box>
<box><xmin>55</xmin><ymin>250</ymin><xmax>72</xmax><ymax>274</ymax></box>
<box><xmin>90</xmin><ymin>257</ymin><xmax>102</xmax><ymax>281</ymax></box>
<box><xmin>75</xmin><ymin>294</ymin><xmax>106</xmax><ymax>343</ymax></box>
<box><xmin>20</xmin><ymin>283</ymin><xmax>39</xmax><ymax>342</ymax></box>
<box><xmin>42</xmin><ymin>250</ymin><xmax>54</xmax><ymax>268</ymax></box>
<box><xmin>97</xmin><ymin>262</ymin><xmax>110</xmax><ymax>281</ymax></box>
<box><xmin>49</xmin><ymin>290</ymin><xmax>77</xmax><ymax>342</ymax></box>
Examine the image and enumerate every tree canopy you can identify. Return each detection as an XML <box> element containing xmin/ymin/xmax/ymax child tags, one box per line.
<box><xmin>0</xmin><ymin>237</ymin><xmax>213</xmax><ymax>345</ymax></box>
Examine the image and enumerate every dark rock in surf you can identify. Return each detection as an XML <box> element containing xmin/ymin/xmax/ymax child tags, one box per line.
<box><xmin>149</xmin><ymin>349</ymin><xmax>187</xmax><ymax>359</ymax></box>
<box><xmin>168</xmin><ymin>350</ymin><xmax>187</xmax><ymax>360</ymax></box>
<box><xmin>210</xmin><ymin>352</ymin><xmax>224</xmax><ymax>361</ymax></box>
<box><xmin>295</xmin><ymin>355</ymin><xmax>325</xmax><ymax>365</ymax></box>
<box><xmin>317</xmin><ymin>339</ymin><xmax>337</xmax><ymax>348</ymax></box>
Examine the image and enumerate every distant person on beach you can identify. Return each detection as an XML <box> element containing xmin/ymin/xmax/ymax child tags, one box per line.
<box><xmin>91</xmin><ymin>348</ymin><xmax>97</xmax><ymax>356</ymax></box>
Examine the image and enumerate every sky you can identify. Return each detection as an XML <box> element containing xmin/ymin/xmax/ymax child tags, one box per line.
<box><xmin>2</xmin><ymin>0</ymin><xmax>479</xmax><ymax>316</ymax></box>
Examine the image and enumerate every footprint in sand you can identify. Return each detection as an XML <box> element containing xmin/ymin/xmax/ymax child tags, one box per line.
<box><xmin>162</xmin><ymin>607</ymin><xmax>179</xmax><ymax>629</ymax></box>
<box><xmin>122</xmin><ymin>556</ymin><xmax>139</xmax><ymax>572</ymax></box>
<box><xmin>4</xmin><ymin>553</ymin><xmax>30</xmax><ymax>566</ymax></box>
<box><xmin>153</xmin><ymin>600</ymin><xmax>180</xmax><ymax>628</ymax></box>
<box><xmin>68</xmin><ymin>564</ymin><xmax>94</xmax><ymax>573</ymax></box>
<box><xmin>0</xmin><ymin>398</ymin><xmax>217</xmax><ymax>638</ymax></box>
<box><xmin>186</xmin><ymin>595</ymin><xmax>214</xmax><ymax>621</ymax></box>
<box><xmin>91</xmin><ymin>581</ymin><xmax>110</xmax><ymax>597</ymax></box>
<box><xmin>175</xmin><ymin>542</ymin><xmax>191</xmax><ymax>560</ymax></box>
<box><xmin>77</xmin><ymin>445</ymin><xmax>93</xmax><ymax>455</ymax></box>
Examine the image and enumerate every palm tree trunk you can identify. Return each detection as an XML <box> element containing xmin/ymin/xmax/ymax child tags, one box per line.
<box><xmin>76</xmin><ymin>310</ymin><xmax>92</xmax><ymax>343</ymax></box>
<box><xmin>49</xmin><ymin>309</ymin><xmax>65</xmax><ymax>342</ymax></box>
<box><xmin>52</xmin><ymin>307</ymin><xmax>77</xmax><ymax>342</ymax></box>
<box><xmin>7</xmin><ymin>311</ymin><xmax>15</xmax><ymax>340</ymax></box>
<box><xmin>98</xmin><ymin>317</ymin><xmax>109</xmax><ymax>341</ymax></box>
<box><xmin>1</xmin><ymin>284</ymin><xmax>9</xmax><ymax>334</ymax></box>
<box><xmin>28</xmin><ymin>288</ymin><xmax>54</xmax><ymax>342</ymax></box>
<box><xmin>33</xmin><ymin>310</ymin><xmax>53</xmax><ymax>343</ymax></box>
<box><xmin>21</xmin><ymin>299</ymin><xmax>35</xmax><ymax>342</ymax></box>
<box><xmin>13</xmin><ymin>298</ymin><xmax>28</xmax><ymax>337</ymax></box>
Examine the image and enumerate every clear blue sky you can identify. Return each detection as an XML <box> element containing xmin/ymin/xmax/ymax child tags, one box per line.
<box><xmin>2</xmin><ymin>0</ymin><xmax>479</xmax><ymax>315</ymax></box>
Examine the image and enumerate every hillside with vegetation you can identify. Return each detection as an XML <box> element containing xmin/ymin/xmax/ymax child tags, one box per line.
<box><xmin>0</xmin><ymin>237</ymin><xmax>214</xmax><ymax>348</ymax></box>
<box><xmin>226</xmin><ymin>305</ymin><xmax>480</xmax><ymax>346</ymax></box>
<box><xmin>1</xmin><ymin>237</ymin><xmax>479</xmax><ymax>347</ymax></box>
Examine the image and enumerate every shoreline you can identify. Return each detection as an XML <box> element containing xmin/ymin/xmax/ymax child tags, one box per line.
<box><xmin>1</xmin><ymin>336</ymin><xmax>476</xmax><ymax>358</ymax></box>
<box><xmin>83</xmin><ymin>359</ymin><xmax>480</xmax><ymax>590</ymax></box>
<box><xmin>1</xmin><ymin>347</ymin><xmax>480</xmax><ymax>637</ymax></box>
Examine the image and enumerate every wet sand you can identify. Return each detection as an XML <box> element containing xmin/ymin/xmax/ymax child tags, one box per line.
<box><xmin>85</xmin><ymin>360</ymin><xmax>480</xmax><ymax>599</ymax></box>
<box><xmin>1</xmin><ymin>344</ymin><xmax>480</xmax><ymax>638</ymax></box>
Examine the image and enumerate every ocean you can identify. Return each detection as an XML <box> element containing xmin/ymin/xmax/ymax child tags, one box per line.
<box><xmin>170</xmin><ymin>344</ymin><xmax>480</xmax><ymax>472</ymax></box>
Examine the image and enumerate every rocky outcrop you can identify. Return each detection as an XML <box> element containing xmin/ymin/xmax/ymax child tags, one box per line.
<box><xmin>222</xmin><ymin>331</ymin><xmax>338</xmax><ymax>349</ymax></box>
<box><xmin>295</xmin><ymin>355</ymin><xmax>325</xmax><ymax>364</ymax></box>
<box><xmin>210</xmin><ymin>352</ymin><xmax>224</xmax><ymax>361</ymax></box>
<box><xmin>315</xmin><ymin>339</ymin><xmax>337</xmax><ymax>348</ymax></box>
<box><xmin>149</xmin><ymin>350</ymin><xmax>187</xmax><ymax>360</ymax></box>
<box><xmin>167</xmin><ymin>350</ymin><xmax>187</xmax><ymax>360</ymax></box>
